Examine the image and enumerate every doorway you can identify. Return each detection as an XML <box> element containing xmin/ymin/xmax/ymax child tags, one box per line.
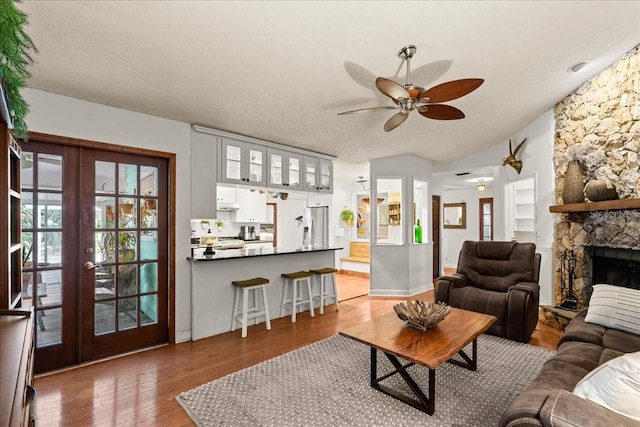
<box><xmin>479</xmin><ymin>198</ymin><xmax>494</xmax><ymax>241</ymax></box>
<box><xmin>21</xmin><ymin>138</ymin><xmax>171</xmax><ymax>372</ymax></box>
<box><xmin>432</xmin><ymin>195</ymin><xmax>441</xmax><ymax>278</ymax></box>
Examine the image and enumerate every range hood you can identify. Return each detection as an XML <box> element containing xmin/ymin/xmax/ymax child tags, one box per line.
<box><xmin>217</xmin><ymin>203</ymin><xmax>240</xmax><ymax>211</ymax></box>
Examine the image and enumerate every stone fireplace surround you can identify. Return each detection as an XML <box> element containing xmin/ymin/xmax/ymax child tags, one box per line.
<box><xmin>544</xmin><ymin>46</ymin><xmax>640</xmax><ymax>329</ymax></box>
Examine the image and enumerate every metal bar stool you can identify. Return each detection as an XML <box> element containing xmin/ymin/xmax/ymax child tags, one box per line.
<box><xmin>280</xmin><ymin>271</ymin><xmax>314</xmax><ymax>322</ymax></box>
<box><xmin>231</xmin><ymin>277</ymin><xmax>271</xmax><ymax>338</ymax></box>
<box><xmin>309</xmin><ymin>267</ymin><xmax>339</xmax><ymax>314</ymax></box>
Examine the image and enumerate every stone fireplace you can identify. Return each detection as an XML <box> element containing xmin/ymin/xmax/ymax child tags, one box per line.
<box><xmin>542</xmin><ymin>45</ymin><xmax>640</xmax><ymax>329</ymax></box>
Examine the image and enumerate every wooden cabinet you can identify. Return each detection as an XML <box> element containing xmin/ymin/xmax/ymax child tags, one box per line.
<box><xmin>388</xmin><ymin>202</ymin><xmax>401</xmax><ymax>225</ymax></box>
<box><xmin>190</xmin><ymin>131</ymin><xmax>218</xmax><ymax>219</ymax></box>
<box><xmin>267</xmin><ymin>148</ymin><xmax>302</xmax><ymax>190</ymax></box>
<box><xmin>235</xmin><ymin>188</ymin><xmax>267</xmax><ymax>223</ymax></box>
<box><xmin>0</xmin><ymin>308</ymin><xmax>36</xmax><ymax>427</ymax></box>
<box><xmin>303</xmin><ymin>156</ymin><xmax>332</xmax><ymax>193</ymax></box>
<box><xmin>388</xmin><ymin>193</ymin><xmax>401</xmax><ymax>226</ymax></box>
<box><xmin>219</xmin><ymin>138</ymin><xmax>266</xmax><ymax>186</ymax></box>
<box><xmin>1</xmin><ymin>124</ymin><xmax>22</xmax><ymax>309</ymax></box>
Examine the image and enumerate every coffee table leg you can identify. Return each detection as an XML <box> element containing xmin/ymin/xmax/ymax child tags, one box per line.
<box><xmin>447</xmin><ymin>338</ymin><xmax>478</xmax><ymax>371</ymax></box>
<box><xmin>369</xmin><ymin>347</ymin><xmax>435</xmax><ymax>415</ymax></box>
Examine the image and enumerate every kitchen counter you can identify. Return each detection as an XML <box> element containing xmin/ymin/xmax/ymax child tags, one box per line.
<box><xmin>188</xmin><ymin>245</ymin><xmax>341</xmax><ymax>261</ymax></box>
<box><xmin>188</xmin><ymin>245</ymin><xmax>342</xmax><ymax>340</ymax></box>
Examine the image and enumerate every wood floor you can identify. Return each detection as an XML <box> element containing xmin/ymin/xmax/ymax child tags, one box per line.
<box><xmin>33</xmin><ymin>273</ymin><xmax>562</xmax><ymax>426</ymax></box>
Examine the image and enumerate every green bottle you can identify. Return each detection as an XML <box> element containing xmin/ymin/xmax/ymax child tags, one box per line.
<box><xmin>415</xmin><ymin>219</ymin><xmax>422</xmax><ymax>244</ymax></box>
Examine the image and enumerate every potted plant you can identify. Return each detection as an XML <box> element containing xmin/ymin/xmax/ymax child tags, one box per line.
<box><xmin>0</xmin><ymin>1</ymin><xmax>37</xmax><ymax>137</ymax></box>
<box><xmin>215</xmin><ymin>220</ymin><xmax>225</xmax><ymax>231</ymax></box>
<box><xmin>340</xmin><ymin>207</ymin><xmax>355</xmax><ymax>227</ymax></box>
<box><xmin>118</xmin><ymin>231</ymin><xmax>136</xmax><ymax>262</ymax></box>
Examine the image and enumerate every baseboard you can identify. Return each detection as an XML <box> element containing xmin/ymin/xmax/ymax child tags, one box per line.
<box><xmin>175</xmin><ymin>330</ymin><xmax>192</xmax><ymax>343</ymax></box>
<box><xmin>368</xmin><ymin>283</ymin><xmax>433</xmax><ymax>297</ymax></box>
<box><xmin>339</xmin><ymin>269</ymin><xmax>370</xmax><ymax>278</ymax></box>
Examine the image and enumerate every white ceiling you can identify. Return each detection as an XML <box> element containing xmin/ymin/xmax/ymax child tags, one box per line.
<box><xmin>20</xmin><ymin>1</ymin><xmax>640</xmax><ymax>167</ymax></box>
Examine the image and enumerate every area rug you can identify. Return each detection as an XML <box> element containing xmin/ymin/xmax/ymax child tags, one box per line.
<box><xmin>176</xmin><ymin>334</ymin><xmax>553</xmax><ymax>426</ymax></box>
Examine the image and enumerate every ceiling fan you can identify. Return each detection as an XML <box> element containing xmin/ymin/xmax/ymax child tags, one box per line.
<box><xmin>338</xmin><ymin>45</ymin><xmax>484</xmax><ymax>132</ymax></box>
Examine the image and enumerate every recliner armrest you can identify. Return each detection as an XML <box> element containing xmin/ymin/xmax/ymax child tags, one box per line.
<box><xmin>438</xmin><ymin>273</ymin><xmax>467</xmax><ymax>287</ymax></box>
<box><xmin>509</xmin><ymin>281</ymin><xmax>539</xmax><ymax>296</ymax></box>
<box><xmin>540</xmin><ymin>390</ymin><xmax>639</xmax><ymax>427</ymax></box>
<box><xmin>434</xmin><ymin>273</ymin><xmax>468</xmax><ymax>304</ymax></box>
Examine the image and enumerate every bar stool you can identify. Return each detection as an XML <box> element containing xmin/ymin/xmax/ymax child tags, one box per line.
<box><xmin>310</xmin><ymin>267</ymin><xmax>339</xmax><ymax>314</ymax></box>
<box><xmin>231</xmin><ymin>277</ymin><xmax>271</xmax><ymax>338</ymax></box>
<box><xmin>280</xmin><ymin>271</ymin><xmax>314</xmax><ymax>322</ymax></box>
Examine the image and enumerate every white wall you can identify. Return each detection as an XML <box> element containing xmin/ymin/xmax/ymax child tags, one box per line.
<box><xmin>441</xmin><ymin>186</ymin><xmax>496</xmax><ymax>268</ymax></box>
<box><xmin>23</xmin><ymin>88</ymin><xmax>194</xmax><ymax>342</ymax></box>
<box><xmin>369</xmin><ymin>154</ymin><xmax>433</xmax><ymax>296</ymax></box>
<box><xmin>435</xmin><ymin>109</ymin><xmax>556</xmax><ymax>305</ymax></box>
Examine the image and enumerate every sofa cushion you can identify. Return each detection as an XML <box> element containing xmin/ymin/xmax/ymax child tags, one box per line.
<box><xmin>558</xmin><ymin>308</ymin><xmax>605</xmax><ymax>347</ymax></box>
<box><xmin>573</xmin><ymin>351</ymin><xmax>640</xmax><ymax>421</ymax></box>
<box><xmin>585</xmin><ymin>284</ymin><xmax>640</xmax><ymax>335</ymax></box>
<box><xmin>603</xmin><ymin>327</ymin><xmax>640</xmax><ymax>353</ymax></box>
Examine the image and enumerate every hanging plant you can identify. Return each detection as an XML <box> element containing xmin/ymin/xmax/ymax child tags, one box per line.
<box><xmin>340</xmin><ymin>207</ymin><xmax>355</xmax><ymax>227</ymax></box>
<box><xmin>0</xmin><ymin>1</ymin><xmax>38</xmax><ymax>138</ymax></box>
<box><xmin>215</xmin><ymin>220</ymin><xmax>224</xmax><ymax>231</ymax></box>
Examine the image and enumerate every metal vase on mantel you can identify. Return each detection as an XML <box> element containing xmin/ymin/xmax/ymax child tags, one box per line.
<box><xmin>562</xmin><ymin>160</ymin><xmax>584</xmax><ymax>204</ymax></box>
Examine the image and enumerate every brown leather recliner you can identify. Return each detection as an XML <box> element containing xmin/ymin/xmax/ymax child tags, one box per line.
<box><xmin>435</xmin><ymin>241</ymin><xmax>541</xmax><ymax>343</ymax></box>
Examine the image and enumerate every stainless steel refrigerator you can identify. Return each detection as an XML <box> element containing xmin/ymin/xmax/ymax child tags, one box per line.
<box><xmin>302</xmin><ymin>206</ymin><xmax>328</xmax><ymax>247</ymax></box>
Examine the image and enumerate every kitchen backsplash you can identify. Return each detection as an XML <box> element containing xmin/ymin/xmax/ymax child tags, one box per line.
<box><xmin>191</xmin><ymin>219</ymin><xmax>272</xmax><ymax>241</ymax></box>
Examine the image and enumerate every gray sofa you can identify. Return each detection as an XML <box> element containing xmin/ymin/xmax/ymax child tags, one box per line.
<box><xmin>499</xmin><ymin>308</ymin><xmax>640</xmax><ymax>426</ymax></box>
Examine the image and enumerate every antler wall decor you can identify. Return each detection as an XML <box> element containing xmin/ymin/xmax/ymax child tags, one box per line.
<box><xmin>503</xmin><ymin>138</ymin><xmax>527</xmax><ymax>174</ymax></box>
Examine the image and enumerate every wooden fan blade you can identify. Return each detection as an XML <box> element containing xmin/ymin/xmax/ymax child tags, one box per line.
<box><xmin>420</xmin><ymin>78</ymin><xmax>484</xmax><ymax>103</ymax></box>
<box><xmin>418</xmin><ymin>104</ymin><xmax>465</xmax><ymax>120</ymax></box>
<box><xmin>383</xmin><ymin>112</ymin><xmax>409</xmax><ymax>132</ymax></box>
<box><xmin>376</xmin><ymin>77</ymin><xmax>409</xmax><ymax>101</ymax></box>
<box><xmin>338</xmin><ymin>106</ymin><xmax>398</xmax><ymax>115</ymax></box>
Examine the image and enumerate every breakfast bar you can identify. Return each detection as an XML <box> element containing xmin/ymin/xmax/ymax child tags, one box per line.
<box><xmin>188</xmin><ymin>245</ymin><xmax>342</xmax><ymax>340</ymax></box>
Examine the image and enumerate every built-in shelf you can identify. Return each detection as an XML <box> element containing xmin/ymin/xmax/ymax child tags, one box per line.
<box><xmin>549</xmin><ymin>198</ymin><xmax>640</xmax><ymax>213</ymax></box>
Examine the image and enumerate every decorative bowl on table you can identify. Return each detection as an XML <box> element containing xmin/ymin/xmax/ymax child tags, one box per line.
<box><xmin>393</xmin><ymin>300</ymin><xmax>450</xmax><ymax>331</ymax></box>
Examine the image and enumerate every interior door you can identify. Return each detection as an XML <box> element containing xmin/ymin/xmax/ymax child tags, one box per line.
<box><xmin>79</xmin><ymin>149</ymin><xmax>168</xmax><ymax>360</ymax></box>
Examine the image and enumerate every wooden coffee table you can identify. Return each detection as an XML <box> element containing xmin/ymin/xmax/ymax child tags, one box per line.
<box><xmin>339</xmin><ymin>307</ymin><xmax>496</xmax><ymax>415</ymax></box>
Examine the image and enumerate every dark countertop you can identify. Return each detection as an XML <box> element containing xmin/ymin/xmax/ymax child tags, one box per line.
<box><xmin>188</xmin><ymin>245</ymin><xmax>343</xmax><ymax>261</ymax></box>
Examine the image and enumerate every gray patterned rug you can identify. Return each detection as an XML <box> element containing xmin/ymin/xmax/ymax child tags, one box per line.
<box><xmin>176</xmin><ymin>334</ymin><xmax>553</xmax><ymax>426</ymax></box>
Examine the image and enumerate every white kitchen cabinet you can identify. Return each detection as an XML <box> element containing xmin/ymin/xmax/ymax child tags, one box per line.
<box><xmin>219</xmin><ymin>138</ymin><xmax>266</xmax><ymax>186</ymax></box>
<box><xmin>267</xmin><ymin>148</ymin><xmax>302</xmax><ymax>190</ymax></box>
<box><xmin>217</xmin><ymin>185</ymin><xmax>237</xmax><ymax>204</ymax></box>
<box><xmin>303</xmin><ymin>156</ymin><xmax>333</xmax><ymax>193</ymax></box>
<box><xmin>191</xmin><ymin>131</ymin><xmax>218</xmax><ymax>218</ymax></box>
<box><xmin>235</xmin><ymin>188</ymin><xmax>267</xmax><ymax>223</ymax></box>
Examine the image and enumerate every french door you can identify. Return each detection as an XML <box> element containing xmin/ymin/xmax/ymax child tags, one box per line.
<box><xmin>21</xmin><ymin>140</ymin><xmax>168</xmax><ymax>372</ymax></box>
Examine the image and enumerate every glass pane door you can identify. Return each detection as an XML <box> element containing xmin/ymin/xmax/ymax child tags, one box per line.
<box><xmin>80</xmin><ymin>149</ymin><xmax>167</xmax><ymax>361</ymax></box>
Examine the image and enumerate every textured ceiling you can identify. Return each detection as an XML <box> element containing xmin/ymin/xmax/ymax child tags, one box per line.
<box><xmin>19</xmin><ymin>1</ymin><xmax>640</xmax><ymax>166</ymax></box>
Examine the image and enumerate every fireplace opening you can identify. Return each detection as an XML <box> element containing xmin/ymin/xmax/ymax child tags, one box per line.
<box><xmin>591</xmin><ymin>246</ymin><xmax>640</xmax><ymax>291</ymax></box>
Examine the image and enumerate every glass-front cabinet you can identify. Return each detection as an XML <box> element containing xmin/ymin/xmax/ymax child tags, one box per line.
<box><xmin>303</xmin><ymin>156</ymin><xmax>332</xmax><ymax>193</ymax></box>
<box><xmin>219</xmin><ymin>138</ymin><xmax>266</xmax><ymax>186</ymax></box>
<box><xmin>267</xmin><ymin>148</ymin><xmax>302</xmax><ymax>190</ymax></box>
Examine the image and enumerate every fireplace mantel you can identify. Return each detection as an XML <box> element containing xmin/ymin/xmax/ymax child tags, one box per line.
<box><xmin>549</xmin><ymin>198</ymin><xmax>640</xmax><ymax>213</ymax></box>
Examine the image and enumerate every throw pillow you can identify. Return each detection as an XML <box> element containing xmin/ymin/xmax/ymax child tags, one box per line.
<box><xmin>573</xmin><ymin>351</ymin><xmax>640</xmax><ymax>421</ymax></box>
<box><xmin>585</xmin><ymin>284</ymin><xmax>640</xmax><ymax>335</ymax></box>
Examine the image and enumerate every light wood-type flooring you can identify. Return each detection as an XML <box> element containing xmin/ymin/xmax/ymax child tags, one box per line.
<box><xmin>34</xmin><ymin>273</ymin><xmax>562</xmax><ymax>426</ymax></box>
